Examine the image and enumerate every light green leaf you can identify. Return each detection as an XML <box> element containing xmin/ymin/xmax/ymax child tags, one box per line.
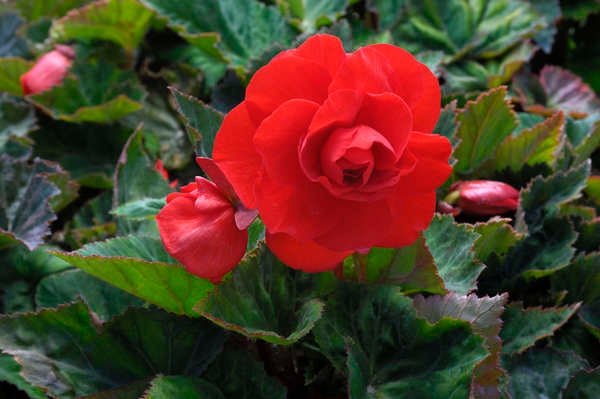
<box><xmin>51</xmin><ymin>235</ymin><xmax>215</xmax><ymax>316</ymax></box>
<box><xmin>0</xmin><ymin>303</ymin><xmax>225</xmax><ymax>398</ymax></box>
<box><xmin>194</xmin><ymin>244</ymin><xmax>324</xmax><ymax>345</ymax></box>
<box><xmin>470</xmin><ymin>217</ymin><xmax>523</xmax><ymax>262</ymax></box>
<box><xmin>14</xmin><ymin>0</ymin><xmax>91</xmax><ymax>22</ymax></box>
<box><xmin>111</xmin><ymin>198</ymin><xmax>166</xmax><ymax>221</ymax></box>
<box><xmin>453</xmin><ymin>86</ymin><xmax>518</xmax><ymax>175</ymax></box>
<box><xmin>423</xmin><ymin>215</ymin><xmax>485</xmax><ymax>294</ymax></box>
<box><xmin>278</xmin><ymin>0</ymin><xmax>349</xmax><ymax>32</ymax></box>
<box><xmin>0</xmin><ymin>57</ymin><xmax>33</xmax><ymax>96</ymax></box>
<box><xmin>50</xmin><ymin>0</ymin><xmax>155</xmax><ymax>53</ymax></box>
<box><xmin>551</xmin><ymin>253</ymin><xmax>600</xmax><ymax>304</ymax></box>
<box><xmin>500</xmin><ymin>303</ymin><xmax>581</xmax><ymax>355</ymax></box>
<box><xmin>142</xmin><ymin>376</ymin><xmax>224</xmax><ymax>399</ymax></box>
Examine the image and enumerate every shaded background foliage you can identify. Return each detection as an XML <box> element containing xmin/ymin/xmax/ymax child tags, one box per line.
<box><xmin>0</xmin><ymin>0</ymin><xmax>599</xmax><ymax>398</ymax></box>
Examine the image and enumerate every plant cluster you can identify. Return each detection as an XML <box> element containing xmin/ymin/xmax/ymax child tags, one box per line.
<box><xmin>0</xmin><ymin>0</ymin><xmax>599</xmax><ymax>398</ymax></box>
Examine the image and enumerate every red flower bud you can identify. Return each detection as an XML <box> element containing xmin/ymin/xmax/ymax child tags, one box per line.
<box><xmin>450</xmin><ymin>180</ymin><xmax>520</xmax><ymax>216</ymax></box>
<box><xmin>20</xmin><ymin>45</ymin><xmax>75</xmax><ymax>96</ymax></box>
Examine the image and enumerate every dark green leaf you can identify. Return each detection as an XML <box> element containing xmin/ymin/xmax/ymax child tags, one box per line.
<box><xmin>142</xmin><ymin>376</ymin><xmax>224</xmax><ymax>399</ymax></box>
<box><xmin>432</xmin><ymin>100</ymin><xmax>458</xmax><ymax>146</ymax></box>
<box><xmin>470</xmin><ymin>217</ymin><xmax>523</xmax><ymax>262</ymax></box>
<box><xmin>500</xmin><ymin>303</ymin><xmax>580</xmax><ymax>355</ymax></box>
<box><xmin>0</xmin><ymin>12</ymin><xmax>29</xmax><ymax>57</ymax></box>
<box><xmin>51</xmin><ymin>235</ymin><xmax>214</xmax><ymax>316</ymax></box>
<box><xmin>453</xmin><ymin>86</ymin><xmax>518</xmax><ymax>175</ymax></box>
<box><xmin>0</xmin><ymin>354</ymin><xmax>46</xmax><ymax>399</ymax></box>
<box><xmin>551</xmin><ymin>253</ymin><xmax>600</xmax><ymax>304</ymax></box>
<box><xmin>579</xmin><ymin>299</ymin><xmax>600</xmax><ymax>339</ymax></box>
<box><xmin>0</xmin><ymin>94</ymin><xmax>36</xmax><ymax>153</ymax></box>
<box><xmin>0</xmin><ymin>155</ymin><xmax>60</xmax><ymax>250</ymax></box>
<box><xmin>169</xmin><ymin>87</ymin><xmax>224</xmax><ymax>157</ymax></box>
<box><xmin>35</xmin><ymin>268</ymin><xmax>144</xmax><ymax>322</ymax></box>
<box><xmin>563</xmin><ymin>367</ymin><xmax>600</xmax><ymax>399</ymax></box>
<box><xmin>423</xmin><ymin>215</ymin><xmax>485</xmax><ymax>294</ymax></box>
<box><xmin>0</xmin><ymin>303</ymin><xmax>225</xmax><ymax>398</ymax></box>
<box><xmin>194</xmin><ymin>244</ymin><xmax>324</xmax><ymax>345</ymax></box>
<box><xmin>502</xmin><ymin>348</ymin><xmax>588</xmax><ymax>399</ymax></box>
<box><xmin>28</xmin><ymin>61</ymin><xmax>144</xmax><ymax>123</ymax></box>
<box><xmin>50</xmin><ymin>0</ymin><xmax>155</xmax><ymax>53</ymax></box>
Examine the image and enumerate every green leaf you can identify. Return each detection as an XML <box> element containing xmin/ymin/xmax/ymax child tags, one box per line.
<box><xmin>413</xmin><ymin>292</ymin><xmax>508</xmax><ymax>399</ymax></box>
<box><xmin>490</xmin><ymin>110</ymin><xmax>565</xmax><ymax>172</ymax></box>
<box><xmin>432</xmin><ymin>100</ymin><xmax>458</xmax><ymax>146</ymax></box>
<box><xmin>169</xmin><ymin>87</ymin><xmax>224</xmax><ymax>157</ymax></box>
<box><xmin>562</xmin><ymin>0</ymin><xmax>600</xmax><ymax>21</ymax></box>
<box><xmin>392</xmin><ymin>0</ymin><xmax>543</xmax><ymax>60</ymax></box>
<box><xmin>369</xmin><ymin>0</ymin><xmax>406</xmax><ymax>31</ymax></box>
<box><xmin>203</xmin><ymin>350</ymin><xmax>287</xmax><ymax>399</ymax></box>
<box><xmin>51</xmin><ymin>235</ymin><xmax>215</xmax><ymax>316</ymax></box>
<box><xmin>0</xmin><ymin>155</ymin><xmax>60</xmax><ymax>250</ymax></box>
<box><xmin>139</xmin><ymin>0</ymin><xmax>297</xmax><ymax>73</ymax></box>
<box><xmin>0</xmin><ymin>94</ymin><xmax>36</xmax><ymax>154</ymax></box>
<box><xmin>278</xmin><ymin>0</ymin><xmax>349</xmax><ymax>32</ymax></box>
<box><xmin>453</xmin><ymin>86</ymin><xmax>518</xmax><ymax>175</ymax></box>
<box><xmin>551</xmin><ymin>253</ymin><xmax>600</xmax><ymax>304</ymax></box>
<box><xmin>0</xmin><ymin>354</ymin><xmax>46</xmax><ymax>399</ymax></box>
<box><xmin>14</xmin><ymin>0</ymin><xmax>91</xmax><ymax>22</ymax></box>
<box><xmin>0</xmin><ymin>302</ymin><xmax>225</xmax><ymax>398</ymax></box>
<box><xmin>0</xmin><ymin>12</ymin><xmax>29</xmax><ymax>57</ymax></box>
<box><xmin>50</xmin><ymin>0</ymin><xmax>155</xmax><ymax>53</ymax></box>
<box><xmin>470</xmin><ymin>217</ymin><xmax>523</xmax><ymax>262</ymax></box>
<box><xmin>28</xmin><ymin>61</ymin><xmax>144</xmax><ymax>123</ymax></box>
<box><xmin>0</xmin><ymin>58</ymin><xmax>33</xmax><ymax>96</ymax></box>
<box><xmin>77</xmin><ymin>379</ymin><xmax>151</xmax><ymax>399</ymax></box>
<box><xmin>563</xmin><ymin>367</ymin><xmax>600</xmax><ymax>399</ymax></box>
<box><xmin>517</xmin><ymin>160</ymin><xmax>591</xmax><ymax>230</ymax></box>
<box><xmin>36</xmin><ymin>268</ymin><xmax>144</xmax><ymax>322</ymax></box>
<box><xmin>142</xmin><ymin>376</ymin><xmax>224</xmax><ymax>399</ymax></box>
<box><xmin>194</xmin><ymin>244</ymin><xmax>324</xmax><ymax>345</ymax></box>
<box><xmin>528</xmin><ymin>0</ymin><xmax>561</xmax><ymax>53</ymax></box>
<box><xmin>580</xmin><ymin>299</ymin><xmax>600</xmax><ymax>339</ymax></box>
<box><xmin>313</xmin><ymin>285</ymin><xmax>487</xmax><ymax>398</ymax></box>
<box><xmin>500</xmin><ymin>303</ymin><xmax>580</xmax><ymax>355</ymax></box>
<box><xmin>502</xmin><ymin>348</ymin><xmax>589</xmax><ymax>399</ymax></box>
<box><xmin>111</xmin><ymin>198</ymin><xmax>166</xmax><ymax>221</ymax></box>
<box><xmin>423</xmin><ymin>215</ymin><xmax>485</xmax><ymax>295</ymax></box>
<box><xmin>363</xmin><ymin>236</ymin><xmax>446</xmax><ymax>295</ymax></box>
<box><xmin>571</xmin><ymin>117</ymin><xmax>600</xmax><ymax>166</ymax></box>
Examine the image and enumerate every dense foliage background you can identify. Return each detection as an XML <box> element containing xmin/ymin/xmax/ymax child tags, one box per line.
<box><xmin>0</xmin><ymin>0</ymin><xmax>599</xmax><ymax>398</ymax></box>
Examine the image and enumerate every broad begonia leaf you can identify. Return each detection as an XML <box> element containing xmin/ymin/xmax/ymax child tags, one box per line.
<box><xmin>111</xmin><ymin>198</ymin><xmax>165</xmax><ymax>221</ymax></box>
<box><xmin>0</xmin><ymin>94</ymin><xmax>36</xmax><ymax>153</ymax></box>
<box><xmin>0</xmin><ymin>58</ymin><xmax>33</xmax><ymax>96</ymax></box>
<box><xmin>63</xmin><ymin>191</ymin><xmax>115</xmax><ymax>249</ymax></box>
<box><xmin>50</xmin><ymin>0</ymin><xmax>155</xmax><ymax>53</ymax></box>
<box><xmin>141</xmin><ymin>376</ymin><xmax>224</xmax><ymax>399</ymax></box>
<box><xmin>413</xmin><ymin>292</ymin><xmax>507</xmax><ymax>399</ymax></box>
<box><xmin>570</xmin><ymin>117</ymin><xmax>600</xmax><ymax>166</ymax></box>
<box><xmin>362</xmin><ymin>236</ymin><xmax>446</xmax><ymax>295</ymax></box>
<box><xmin>515</xmin><ymin>65</ymin><xmax>600</xmax><ymax>118</ymax></box>
<box><xmin>30</xmin><ymin>120</ymin><xmax>131</xmax><ymax>188</ymax></box>
<box><xmin>139</xmin><ymin>0</ymin><xmax>297</xmax><ymax>74</ymax></box>
<box><xmin>0</xmin><ymin>155</ymin><xmax>60</xmax><ymax>250</ymax></box>
<box><xmin>489</xmin><ymin>111</ymin><xmax>565</xmax><ymax>173</ymax></box>
<box><xmin>502</xmin><ymin>348</ymin><xmax>589</xmax><ymax>399</ymax></box>
<box><xmin>500</xmin><ymin>303</ymin><xmax>581</xmax><ymax>355</ymax></box>
<box><xmin>28</xmin><ymin>61</ymin><xmax>144</xmax><ymax>123</ymax></box>
<box><xmin>470</xmin><ymin>217</ymin><xmax>523</xmax><ymax>262</ymax></box>
<box><xmin>312</xmin><ymin>285</ymin><xmax>487</xmax><ymax>398</ymax></box>
<box><xmin>579</xmin><ymin>299</ymin><xmax>600</xmax><ymax>339</ymax></box>
<box><xmin>51</xmin><ymin>235</ymin><xmax>214</xmax><ymax>316</ymax></box>
<box><xmin>517</xmin><ymin>160</ymin><xmax>591</xmax><ymax>230</ymax></box>
<box><xmin>528</xmin><ymin>0</ymin><xmax>561</xmax><ymax>53</ymax></box>
<box><xmin>551</xmin><ymin>253</ymin><xmax>600</xmax><ymax>304</ymax></box>
<box><xmin>194</xmin><ymin>244</ymin><xmax>325</xmax><ymax>345</ymax></box>
<box><xmin>0</xmin><ymin>12</ymin><xmax>29</xmax><ymax>57</ymax></box>
<box><xmin>563</xmin><ymin>367</ymin><xmax>600</xmax><ymax>399</ymax></box>
<box><xmin>0</xmin><ymin>354</ymin><xmax>46</xmax><ymax>399</ymax></box>
<box><xmin>202</xmin><ymin>350</ymin><xmax>287</xmax><ymax>399</ymax></box>
<box><xmin>169</xmin><ymin>87</ymin><xmax>224</xmax><ymax>157</ymax></box>
<box><xmin>0</xmin><ymin>302</ymin><xmax>225</xmax><ymax>398</ymax></box>
<box><xmin>27</xmin><ymin>155</ymin><xmax>79</xmax><ymax>212</ymax></box>
<box><xmin>36</xmin><ymin>268</ymin><xmax>144</xmax><ymax>322</ymax></box>
<box><xmin>14</xmin><ymin>0</ymin><xmax>91</xmax><ymax>22</ymax></box>
<box><xmin>432</xmin><ymin>100</ymin><xmax>458</xmax><ymax>145</ymax></box>
<box><xmin>367</xmin><ymin>0</ymin><xmax>405</xmax><ymax>31</ymax></box>
<box><xmin>392</xmin><ymin>0</ymin><xmax>542</xmax><ymax>60</ymax></box>
<box><xmin>278</xmin><ymin>0</ymin><xmax>349</xmax><ymax>32</ymax></box>
<box><xmin>453</xmin><ymin>86</ymin><xmax>518</xmax><ymax>175</ymax></box>
<box><xmin>423</xmin><ymin>215</ymin><xmax>485</xmax><ymax>295</ymax></box>
<box><xmin>576</xmin><ymin>219</ymin><xmax>600</xmax><ymax>253</ymax></box>
<box><xmin>77</xmin><ymin>379</ymin><xmax>151</xmax><ymax>399</ymax></box>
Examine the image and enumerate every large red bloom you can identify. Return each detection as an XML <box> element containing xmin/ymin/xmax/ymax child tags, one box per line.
<box><xmin>213</xmin><ymin>34</ymin><xmax>452</xmax><ymax>272</ymax></box>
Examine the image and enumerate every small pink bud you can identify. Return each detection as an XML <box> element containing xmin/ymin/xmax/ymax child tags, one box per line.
<box><xmin>450</xmin><ymin>180</ymin><xmax>520</xmax><ymax>216</ymax></box>
<box><xmin>20</xmin><ymin>45</ymin><xmax>75</xmax><ymax>95</ymax></box>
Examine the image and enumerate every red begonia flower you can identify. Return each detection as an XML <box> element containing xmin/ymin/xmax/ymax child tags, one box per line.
<box><xmin>156</xmin><ymin>159</ymin><xmax>257</xmax><ymax>282</ymax></box>
<box><xmin>20</xmin><ymin>45</ymin><xmax>75</xmax><ymax>96</ymax></box>
<box><xmin>212</xmin><ymin>34</ymin><xmax>452</xmax><ymax>271</ymax></box>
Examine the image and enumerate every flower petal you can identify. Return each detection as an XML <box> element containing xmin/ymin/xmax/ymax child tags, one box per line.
<box><xmin>397</xmin><ymin>132</ymin><xmax>452</xmax><ymax>192</ymax></box>
<box><xmin>294</xmin><ymin>34</ymin><xmax>347</xmax><ymax>78</ymax></box>
<box><xmin>156</xmin><ymin>178</ymin><xmax>247</xmax><ymax>283</ymax></box>
<box><xmin>266</xmin><ymin>231</ymin><xmax>351</xmax><ymax>272</ymax></box>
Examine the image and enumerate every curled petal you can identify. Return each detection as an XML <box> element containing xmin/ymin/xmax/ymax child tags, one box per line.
<box><xmin>156</xmin><ymin>178</ymin><xmax>247</xmax><ymax>283</ymax></box>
